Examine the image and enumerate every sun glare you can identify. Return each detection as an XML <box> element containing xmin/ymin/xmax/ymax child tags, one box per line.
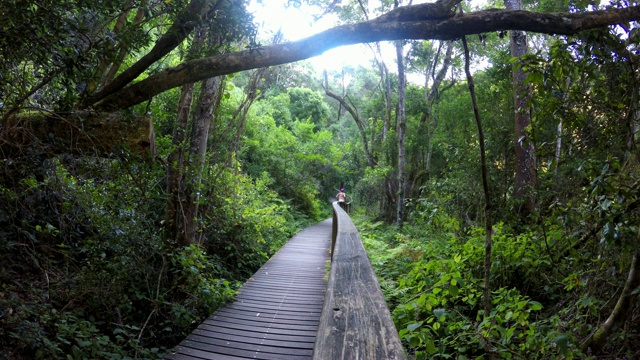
<box><xmin>247</xmin><ymin>0</ymin><xmax>489</xmax><ymax>74</ymax></box>
<box><xmin>248</xmin><ymin>0</ymin><xmax>378</xmax><ymax>72</ymax></box>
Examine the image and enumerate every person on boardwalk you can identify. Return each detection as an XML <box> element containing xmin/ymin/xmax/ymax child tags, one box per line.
<box><xmin>336</xmin><ymin>188</ymin><xmax>347</xmax><ymax>209</ymax></box>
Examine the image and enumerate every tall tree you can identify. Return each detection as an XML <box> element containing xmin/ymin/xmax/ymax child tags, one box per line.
<box><xmin>505</xmin><ymin>0</ymin><xmax>537</xmax><ymax>216</ymax></box>
<box><xmin>396</xmin><ymin>38</ymin><xmax>408</xmax><ymax>227</ymax></box>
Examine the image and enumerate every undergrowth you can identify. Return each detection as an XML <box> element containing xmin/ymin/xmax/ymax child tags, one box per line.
<box><xmin>0</xmin><ymin>153</ymin><xmax>310</xmax><ymax>359</ymax></box>
<box><xmin>353</xmin><ymin>204</ymin><xmax>638</xmax><ymax>359</ymax></box>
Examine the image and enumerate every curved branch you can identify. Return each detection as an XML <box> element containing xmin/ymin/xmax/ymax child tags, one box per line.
<box><xmin>99</xmin><ymin>5</ymin><xmax>640</xmax><ymax>110</ymax></box>
<box><xmin>323</xmin><ymin>72</ymin><xmax>375</xmax><ymax>167</ymax></box>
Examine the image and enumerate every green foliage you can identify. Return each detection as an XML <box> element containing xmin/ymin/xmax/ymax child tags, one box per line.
<box><xmin>355</xmin><ymin>211</ymin><xmax>593</xmax><ymax>359</ymax></box>
<box><xmin>241</xmin><ymin>100</ymin><xmax>347</xmax><ymax>219</ymax></box>
<box><xmin>0</xmin><ymin>147</ymin><xmax>307</xmax><ymax>358</ymax></box>
<box><xmin>198</xmin><ymin>161</ymin><xmax>302</xmax><ymax>274</ymax></box>
<box><xmin>287</xmin><ymin>87</ymin><xmax>331</xmax><ymax>128</ymax></box>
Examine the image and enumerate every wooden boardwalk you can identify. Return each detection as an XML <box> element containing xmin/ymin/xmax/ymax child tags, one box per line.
<box><xmin>165</xmin><ymin>219</ymin><xmax>332</xmax><ymax>360</ymax></box>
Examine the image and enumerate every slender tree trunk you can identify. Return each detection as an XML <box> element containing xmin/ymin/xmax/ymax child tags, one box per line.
<box><xmin>583</xmin><ymin>236</ymin><xmax>640</xmax><ymax>353</ymax></box>
<box><xmin>461</xmin><ymin>33</ymin><xmax>493</xmax><ymax>318</ymax></box>
<box><xmin>180</xmin><ymin>75</ymin><xmax>222</xmax><ymax>245</ymax></box>
<box><xmin>505</xmin><ymin>0</ymin><xmax>537</xmax><ymax>216</ymax></box>
<box><xmin>396</xmin><ymin>40</ymin><xmax>407</xmax><ymax>227</ymax></box>
<box><xmin>85</xmin><ymin>2</ymin><xmax>133</xmax><ymax>95</ymax></box>
<box><xmin>165</xmin><ymin>29</ymin><xmax>205</xmax><ymax>246</ymax></box>
<box><xmin>165</xmin><ymin>82</ymin><xmax>196</xmax><ymax>245</ymax></box>
<box><xmin>423</xmin><ymin>41</ymin><xmax>454</xmax><ymax>179</ymax></box>
<box><xmin>87</xmin><ymin>0</ymin><xmax>212</xmax><ymax>105</ymax></box>
<box><xmin>364</xmin><ymin>31</ymin><xmax>395</xmax><ymax>219</ymax></box>
<box><xmin>101</xmin><ymin>3</ymin><xmax>147</xmax><ymax>87</ymax></box>
<box><xmin>228</xmin><ymin>67</ymin><xmax>267</xmax><ymax>159</ymax></box>
<box><xmin>554</xmin><ymin>120</ymin><xmax>562</xmax><ymax>177</ymax></box>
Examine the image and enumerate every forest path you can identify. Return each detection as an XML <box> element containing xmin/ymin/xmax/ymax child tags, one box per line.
<box><xmin>165</xmin><ymin>219</ymin><xmax>332</xmax><ymax>360</ymax></box>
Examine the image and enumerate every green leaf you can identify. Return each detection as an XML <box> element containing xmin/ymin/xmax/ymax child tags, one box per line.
<box><xmin>553</xmin><ymin>333</ymin><xmax>569</xmax><ymax>355</ymax></box>
<box><xmin>407</xmin><ymin>322</ymin><xmax>422</xmax><ymax>331</ymax></box>
<box><xmin>434</xmin><ymin>308</ymin><xmax>446</xmax><ymax>320</ymax></box>
<box><xmin>529</xmin><ymin>301</ymin><xmax>543</xmax><ymax>311</ymax></box>
<box><xmin>409</xmin><ymin>335</ymin><xmax>420</xmax><ymax>347</ymax></box>
<box><xmin>425</xmin><ymin>338</ymin><xmax>436</xmax><ymax>354</ymax></box>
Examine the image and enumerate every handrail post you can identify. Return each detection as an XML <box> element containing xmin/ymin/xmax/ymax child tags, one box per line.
<box><xmin>313</xmin><ymin>202</ymin><xmax>406</xmax><ymax>360</ymax></box>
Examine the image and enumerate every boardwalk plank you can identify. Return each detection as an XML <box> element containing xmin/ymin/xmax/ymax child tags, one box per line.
<box><xmin>203</xmin><ymin>316</ymin><xmax>318</xmax><ymax>331</ymax></box>
<box><xmin>216</xmin><ymin>305</ymin><xmax>321</xmax><ymax>322</ymax></box>
<box><xmin>212</xmin><ymin>309</ymin><xmax>320</xmax><ymax>326</ymax></box>
<box><xmin>198</xmin><ymin>321</ymin><xmax>318</xmax><ymax>337</ymax></box>
<box><xmin>164</xmin><ymin>219</ymin><xmax>331</xmax><ymax>359</ymax></box>
<box><xmin>191</xmin><ymin>328</ymin><xmax>315</xmax><ymax>346</ymax></box>
<box><xmin>184</xmin><ymin>335</ymin><xmax>313</xmax><ymax>356</ymax></box>
<box><xmin>194</xmin><ymin>323</ymin><xmax>316</xmax><ymax>343</ymax></box>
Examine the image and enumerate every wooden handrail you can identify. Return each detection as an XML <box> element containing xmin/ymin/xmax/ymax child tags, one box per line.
<box><xmin>312</xmin><ymin>202</ymin><xmax>407</xmax><ymax>360</ymax></box>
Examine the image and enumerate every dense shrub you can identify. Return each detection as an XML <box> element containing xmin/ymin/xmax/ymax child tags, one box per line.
<box><xmin>0</xmin><ymin>151</ymin><xmax>308</xmax><ymax>359</ymax></box>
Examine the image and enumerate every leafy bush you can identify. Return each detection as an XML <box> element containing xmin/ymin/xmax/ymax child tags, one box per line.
<box><xmin>0</xmin><ymin>150</ymin><xmax>307</xmax><ymax>358</ymax></box>
<box><xmin>355</xmin><ymin>211</ymin><xmax>588</xmax><ymax>359</ymax></box>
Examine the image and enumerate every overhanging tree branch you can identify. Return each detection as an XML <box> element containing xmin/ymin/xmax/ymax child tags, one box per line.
<box><xmin>98</xmin><ymin>5</ymin><xmax>640</xmax><ymax>110</ymax></box>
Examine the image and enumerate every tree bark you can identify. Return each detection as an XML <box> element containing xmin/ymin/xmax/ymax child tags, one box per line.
<box><xmin>101</xmin><ymin>2</ymin><xmax>147</xmax><ymax>88</ymax></box>
<box><xmin>96</xmin><ymin>5</ymin><xmax>640</xmax><ymax>110</ymax></box>
<box><xmin>227</xmin><ymin>67</ymin><xmax>264</xmax><ymax>160</ymax></box>
<box><xmin>396</xmin><ymin>40</ymin><xmax>407</xmax><ymax>228</ymax></box>
<box><xmin>85</xmin><ymin>2</ymin><xmax>133</xmax><ymax>95</ymax></box>
<box><xmin>165</xmin><ymin>82</ymin><xmax>196</xmax><ymax>245</ymax></box>
<box><xmin>554</xmin><ymin>120</ymin><xmax>562</xmax><ymax>177</ymax></box>
<box><xmin>505</xmin><ymin>0</ymin><xmax>537</xmax><ymax>216</ymax></box>
<box><xmin>181</xmin><ymin>76</ymin><xmax>222</xmax><ymax>245</ymax></box>
<box><xmin>423</xmin><ymin>41</ymin><xmax>454</xmax><ymax>181</ymax></box>
<box><xmin>165</xmin><ymin>28</ymin><xmax>205</xmax><ymax>246</ymax></box>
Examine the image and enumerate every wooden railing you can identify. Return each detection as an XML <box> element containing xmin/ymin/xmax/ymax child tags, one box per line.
<box><xmin>312</xmin><ymin>202</ymin><xmax>407</xmax><ymax>360</ymax></box>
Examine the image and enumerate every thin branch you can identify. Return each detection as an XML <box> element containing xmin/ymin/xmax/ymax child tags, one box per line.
<box><xmin>461</xmin><ymin>12</ymin><xmax>493</xmax><ymax>317</ymax></box>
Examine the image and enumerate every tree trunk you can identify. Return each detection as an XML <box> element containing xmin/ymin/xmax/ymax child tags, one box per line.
<box><xmin>423</xmin><ymin>41</ymin><xmax>454</xmax><ymax>180</ymax></box>
<box><xmin>367</xmin><ymin>42</ymin><xmax>395</xmax><ymax>221</ymax></box>
<box><xmin>227</xmin><ymin>67</ymin><xmax>266</xmax><ymax>160</ymax></box>
<box><xmin>165</xmin><ymin>29</ymin><xmax>205</xmax><ymax>246</ymax></box>
<box><xmin>165</xmin><ymin>82</ymin><xmax>196</xmax><ymax>246</ymax></box>
<box><xmin>505</xmin><ymin>0</ymin><xmax>537</xmax><ymax>216</ymax></box>
<box><xmin>85</xmin><ymin>2</ymin><xmax>133</xmax><ymax>95</ymax></box>
<box><xmin>180</xmin><ymin>75</ymin><xmax>223</xmax><ymax>245</ymax></box>
<box><xmin>101</xmin><ymin>3</ymin><xmax>147</xmax><ymax>88</ymax></box>
<box><xmin>554</xmin><ymin>120</ymin><xmax>562</xmax><ymax>177</ymax></box>
<box><xmin>583</xmin><ymin>238</ymin><xmax>640</xmax><ymax>353</ymax></box>
<box><xmin>396</xmin><ymin>40</ymin><xmax>407</xmax><ymax>228</ymax></box>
